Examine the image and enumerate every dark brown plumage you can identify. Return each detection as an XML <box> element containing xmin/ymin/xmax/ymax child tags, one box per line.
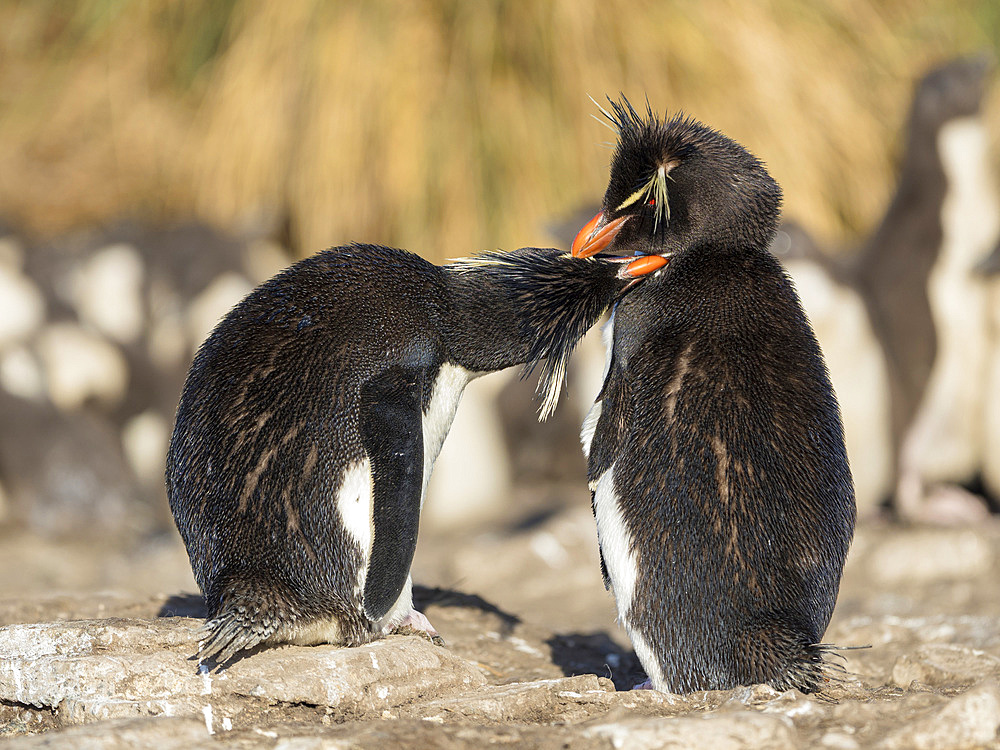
<box><xmin>167</xmin><ymin>243</ymin><xmax>657</xmax><ymax>665</ymax></box>
<box><xmin>575</xmin><ymin>99</ymin><xmax>855</xmax><ymax>694</ymax></box>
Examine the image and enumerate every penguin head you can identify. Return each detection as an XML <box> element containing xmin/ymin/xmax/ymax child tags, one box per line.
<box><xmin>572</xmin><ymin>97</ymin><xmax>781</xmax><ymax>262</ymax></box>
<box><xmin>912</xmin><ymin>54</ymin><xmax>992</xmax><ymax>131</ymax></box>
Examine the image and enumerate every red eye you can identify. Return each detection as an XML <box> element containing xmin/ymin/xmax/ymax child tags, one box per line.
<box><xmin>647</xmin><ymin>198</ymin><xmax>656</xmax><ymax>206</ymax></box>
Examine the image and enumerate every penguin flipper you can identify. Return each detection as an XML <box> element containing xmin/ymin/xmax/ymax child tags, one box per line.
<box><xmin>358</xmin><ymin>366</ymin><xmax>425</xmax><ymax>622</ymax></box>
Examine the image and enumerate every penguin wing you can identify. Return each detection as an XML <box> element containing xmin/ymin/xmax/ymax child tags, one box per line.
<box><xmin>358</xmin><ymin>366</ymin><xmax>425</xmax><ymax>622</ymax></box>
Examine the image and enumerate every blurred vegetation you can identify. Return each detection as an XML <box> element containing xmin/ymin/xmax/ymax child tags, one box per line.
<box><xmin>0</xmin><ymin>0</ymin><xmax>997</xmax><ymax>261</ymax></box>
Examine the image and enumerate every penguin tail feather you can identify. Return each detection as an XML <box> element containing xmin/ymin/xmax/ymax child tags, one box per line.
<box><xmin>198</xmin><ymin>617</ymin><xmax>272</xmax><ymax>667</ymax></box>
<box><xmin>771</xmin><ymin>641</ymin><xmax>839</xmax><ymax>694</ymax></box>
<box><xmin>766</xmin><ymin>640</ymin><xmax>870</xmax><ymax>697</ymax></box>
<box><xmin>737</xmin><ymin>620</ymin><xmax>868</xmax><ymax>696</ymax></box>
<box><xmin>787</xmin><ymin>642</ymin><xmax>871</xmax><ymax>701</ymax></box>
<box><xmin>197</xmin><ymin>576</ymin><xmax>296</xmax><ymax>669</ymax></box>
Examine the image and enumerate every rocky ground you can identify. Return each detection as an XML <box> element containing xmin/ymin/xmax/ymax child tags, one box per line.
<box><xmin>1</xmin><ymin>488</ymin><xmax>1000</xmax><ymax>749</ymax></box>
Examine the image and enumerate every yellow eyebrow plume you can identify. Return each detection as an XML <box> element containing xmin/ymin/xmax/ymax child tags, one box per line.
<box><xmin>614</xmin><ymin>164</ymin><xmax>672</xmax><ymax>231</ymax></box>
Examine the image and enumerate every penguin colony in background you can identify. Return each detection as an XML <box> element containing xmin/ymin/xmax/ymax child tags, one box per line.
<box><xmin>570</xmin><ymin>99</ymin><xmax>855</xmax><ymax>693</ymax></box>
<box><xmin>857</xmin><ymin>55</ymin><xmax>998</xmax><ymax>522</ymax></box>
<box><xmin>0</xmin><ymin>221</ymin><xmax>288</xmax><ymax>538</ymax></box>
<box><xmin>167</xmin><ymin>243</ymin><xmax>662</xmax><ymax>664</ymax></box>
<box><xmin>775</xmin><ymin>56</ymin><xmax>999</xmax><ymax>523</ymax></box>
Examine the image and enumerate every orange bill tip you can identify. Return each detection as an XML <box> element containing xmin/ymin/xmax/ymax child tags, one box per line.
<box><xmin>571</xmin><ymin>212</ymin><xmax>603</xmax><ymax>257</ymax></box>
<box><xmin>624</xmin><ymin>254</ymin><xmax>668</xmax><ymax>277</ymax></box>
<box><xmin>571</xmin><ymin>213</ymin><xmax>629</xmax><ymax>258</ymax></box>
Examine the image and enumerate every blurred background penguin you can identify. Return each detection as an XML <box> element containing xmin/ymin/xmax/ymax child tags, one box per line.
<box><xmin>0</xmin><ymin>1</ymin><xmax>999</xmax><ymax>598</ymax></box>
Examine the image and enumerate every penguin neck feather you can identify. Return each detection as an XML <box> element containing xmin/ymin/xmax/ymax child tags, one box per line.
<box><xmin>444</xmin><ymin>249</ymin><xmax>623</xmax><ymax>420</ymax></box>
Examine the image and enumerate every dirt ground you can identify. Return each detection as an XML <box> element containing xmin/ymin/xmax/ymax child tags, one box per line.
<box><xmin>1</xmin><ymin>478</ymin><xmax>1000</xmax><ymax>748</ymax></box>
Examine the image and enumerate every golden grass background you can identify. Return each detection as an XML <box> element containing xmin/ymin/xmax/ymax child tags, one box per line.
<box><xmin>0</xmin><ymin>0</ymin><xmax>997</xmax><ymax>261</ymax></box>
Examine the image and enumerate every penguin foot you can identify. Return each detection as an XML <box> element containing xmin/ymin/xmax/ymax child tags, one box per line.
<box><xmin>392</xmin><ymin>609</ymin><xmax>446</xmax><ymax>646</ymax></box>
<box><xmin>632</xmin><ymin>678</ymin><xmax>653</xmax><ymax>690</ymax></box>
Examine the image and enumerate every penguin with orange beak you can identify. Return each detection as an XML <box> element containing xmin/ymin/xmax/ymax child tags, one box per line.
<box><xmin>572</xmin><ymin>99</ymin><xmax>855</xmax><ymax>693</ymax></box>
<box><xmin>167</xmin><ymin>242</ymin><xmax>662</xmax><ymax>666</ymax></box>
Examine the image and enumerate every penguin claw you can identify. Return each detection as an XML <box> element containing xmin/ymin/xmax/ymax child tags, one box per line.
<box><xmin>632</xmin><ymin>678</ymin><xmax>654</xmax><ymax>690</ymax></box>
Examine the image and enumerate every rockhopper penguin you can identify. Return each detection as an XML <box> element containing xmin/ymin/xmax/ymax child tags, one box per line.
<box><xmin>571</xmin><ymin>99</ymin><xmax>856</xmax><ymax>693</ymax></box>
<box><xmin>850</xmin><ymin>56</ymin><xmax>997</xmax><ymax>522</ymax></box>
<box><xmin>167</xmin><ymin>243</ymin><xmax>662</xmax><ymax>665</ymax></box>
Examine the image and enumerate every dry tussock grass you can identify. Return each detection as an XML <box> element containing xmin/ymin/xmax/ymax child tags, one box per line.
<box><xmin>0</xmin><ymin>0</ymin><xmax>995</xmax><ymax>260</ymax></box>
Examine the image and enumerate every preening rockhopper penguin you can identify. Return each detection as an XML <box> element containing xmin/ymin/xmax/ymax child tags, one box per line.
<box><xmin>166</xmin><ymin>242</ymin><xmax>661</xmax><ymax>665</ymax></box>
<box><xmin>571</xmin><ymin>99</ymin><xmax>856</xmax><ymax>694</ymax></box>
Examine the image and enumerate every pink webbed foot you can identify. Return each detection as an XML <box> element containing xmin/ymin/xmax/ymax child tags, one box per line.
<box><xmin>393</xmin><ymin>609</ymin><xmax>445</xmax><ymax>646</ymax></box>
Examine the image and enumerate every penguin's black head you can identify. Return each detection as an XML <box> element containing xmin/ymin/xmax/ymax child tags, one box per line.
<box><xmin>572</xmin><ymin>97</ymin><xmax>782</xmax><ymax>261</ymax></box>
<box><xmin>912</xmin><ymin>54</ymin><xmax>992</xmax><ymax>131</ymax></box>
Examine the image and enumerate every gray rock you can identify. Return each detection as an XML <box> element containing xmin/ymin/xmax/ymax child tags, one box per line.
<box><xmin>757</xmin><ymin>688</ymin><xmax>827</xmax><ymax>729</ymax></box>
<box><xmin>892</xmin><ymin>644</ymin><xmax>1000</xmax><ymax>688</ymax></box>
<box><xmin>826</xmin><ymin>614</ymin><xmax>1000</xmax><ymax>685</ymax></box>
<box><xmin>413</xmin><ymin>674</ymin><xmax>615</xmax><ymax>724</ymax></box>
<box><xmin>876</xmin><ymin>679</ymin><xmax>1000</xmax><ymax>749</ymax></box>
<box><xmin>4</xmin><ymin>717</ymin><xmax>212</xmax><ymax>749</ymax></box>
<box><xmin>0</xmin><ymin>617</ymin><xmax>486</xmax><ymax>729</ymax></box>
<box><xmin>220</xmin><ymin>631</ymin><xmax>487</xmax><ymax>719</ymax></box>
<box><xmin>582</xmin><ymin>711</ymin><xmax>798</xmax><ymax>750</ymax></box>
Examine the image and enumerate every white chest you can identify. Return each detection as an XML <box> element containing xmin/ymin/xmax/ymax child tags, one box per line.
<box><xmin>937</xmin><ymin>118</ymin><xmax>1000</xmax><ymax>272</ymax></box>
<box><xmin>901</xmin><ymin>118</ymin><xmax>1000</xmax><ymax>483</ymax></box>
<box><xmin>420</xmin><ymin>362</ymin><xmax>477</xmax><ymax>498</ymax></box>
<box><xmin>580</xmin><ymin>311</ymin><xmax>616</xmax><ymax>458</ymax></box>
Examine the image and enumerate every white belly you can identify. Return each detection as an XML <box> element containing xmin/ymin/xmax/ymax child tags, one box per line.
<box><xmin>591</xmin><ymin>463</ymin><xmax>665</xmax><ymax>689</ymax></box>
<box><xmin>420</xmin><ymin>362</ymin><xmax>477</xmax><ymax>502</ymax></box>
<box><xmin>901</xmin><ymin>118</ymin><xmax>999</xmax><ymax>494</ymax></box>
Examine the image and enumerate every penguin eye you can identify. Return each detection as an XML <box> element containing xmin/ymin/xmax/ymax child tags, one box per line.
<box><xmin>647</xmin><ymin>198</ymin><xmax>656</xmax><ymax>206</ymax></box>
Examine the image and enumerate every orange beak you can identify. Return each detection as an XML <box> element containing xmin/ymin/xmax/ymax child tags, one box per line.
<box><xmin>622</xmin><ymin>254</ymin><xmax>668</xmax><ymax>277</ymax></box>
<box><xmin>570</xmin><ymin>212</ymin><xmax>630</xmax><ymax>258</ymax></box>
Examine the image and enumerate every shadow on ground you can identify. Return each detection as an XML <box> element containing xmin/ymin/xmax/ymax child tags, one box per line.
<box><xmin>546</xmin><ymin>631</ymin><xmax>643</xmax><ymax>691</ymax></box>
<box><xmin>158</xmin><ymin>593</ymin><xmax>206</xmax><ymax>618</ymax></box>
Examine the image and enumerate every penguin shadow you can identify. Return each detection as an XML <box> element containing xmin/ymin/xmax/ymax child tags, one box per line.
<box><xmin>158</xmin><ymin>590</ymin><xmax>647</xmax><ymax>685</ymax></box>
<box><xmin>158</xmin><ymin>588</ymin><xmax>520</xmax><ymax>627</ymax></box>
<box><xmin>412</xmin><ymin>584</ymin><xmax>521</xmax><ymax>638</ymax></box>
<box><xmin>545</xmin><ymin>632</ymin><xmax>644</xmax><ymax>691</ymax></box>
<box><xmin>158</xmin><ymin>590</ymin><xmax>516</xmax><ymax>619</ymax></box>
<box><xmin>158</xmin><ymin>593</ymin><xmax>207</xmax><ymax>618</ymax></box>
<box><xmin>413</xmin><ymin>586</ymin><xmax>647</xmax><ymax>690</ymax></box>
